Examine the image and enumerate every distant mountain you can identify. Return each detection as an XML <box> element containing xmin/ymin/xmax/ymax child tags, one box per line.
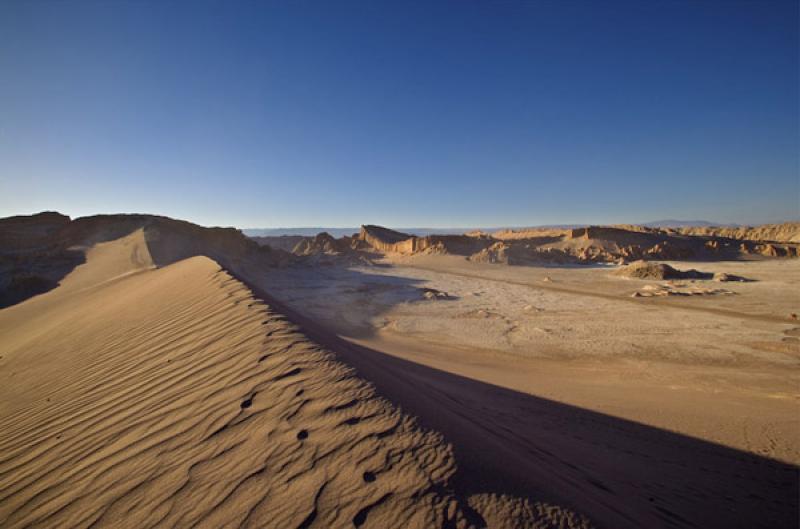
<box><xmin>244</xmin><ymin>221</ymin><xmax>748</xmax><ymax>238</ymax></box>
<box><xmin>243</xmin><ymin>227</ymin><xmax>486</xmax><ymax>238</ymax></box>
<box><xmin>242</xmin><ymin>227</ymin><xmax>360</xmax><ymax>238</ymax></box>
<box><xmin>639</xmin><ymin>220</ymin><xmax>733</xmax><ymax>228</ymax></box>
<box><xmin>400</xmin><ymin>228</ymin><xmax>487</xmax><ymax>236</ymax></box>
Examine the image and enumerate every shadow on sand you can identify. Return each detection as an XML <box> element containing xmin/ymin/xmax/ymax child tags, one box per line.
<box><xmin>239</xmin><ymin>272</ymin><xmax>799</xmax><ymax>529</ymax></box>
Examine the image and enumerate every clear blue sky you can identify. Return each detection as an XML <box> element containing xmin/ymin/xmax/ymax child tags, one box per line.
<box><xmin>1</xmin><ymin>0</ymin><xmax>797</xmax><ymax>228</ymax></box>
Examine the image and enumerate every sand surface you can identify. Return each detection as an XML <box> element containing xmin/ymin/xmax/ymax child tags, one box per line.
<box><xmin>0</xmin><ymin>231</ymin><xmax>591</xmax><ymax>528</ymax></box>
<box><xmin>262</xmin><ymin>254</ymin><xmax>800</xmax><ymax>528</ymax></box>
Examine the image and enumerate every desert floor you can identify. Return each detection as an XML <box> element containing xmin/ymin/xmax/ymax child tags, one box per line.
<box><xmin>261</xmin><ymin>254</ymin><xmax>800</xmax><ymax>528</ymax></box>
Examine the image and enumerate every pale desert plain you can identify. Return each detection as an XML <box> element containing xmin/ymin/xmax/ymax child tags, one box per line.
<box><xmin>0</xmin><ymin>213</ymin><xmax>798</xmax><ymax>529</ymax></box>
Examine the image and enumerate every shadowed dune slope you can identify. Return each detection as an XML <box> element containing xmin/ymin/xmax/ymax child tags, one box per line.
<box><xmin>0</xmin><ymin>232</ymin><xmax>590</xmax><ymax>528</ymax></box>
<box><xmin>255</xmin><ymin>285</ymin><xmax>800</xmax><ymax>529</ymax></box>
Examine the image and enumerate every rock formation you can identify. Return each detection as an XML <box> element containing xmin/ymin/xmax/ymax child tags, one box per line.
<box><xmin>352</xmin><ymin>223</ymin><xmax>800</xmax><ymax>266</ymax></box>
<box><xmin>674</xmin><ymin>222</ymin><xmax>800</xmax><ymax>243</ymax></box>
<box><xmin>612</xmin><ymin>261</ymin><xmax>712</xmax><ymax>280</ymax></box>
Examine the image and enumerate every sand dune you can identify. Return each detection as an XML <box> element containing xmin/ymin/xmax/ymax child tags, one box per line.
<box><xmin>0</xmin><ymin>212</ymin><xmax>295</xmax><ymax>309</ymax></box>
<box><xmin>0</xmin><ymin>226</ymin><xmax>589</xmax><ymax>528</ymax></box>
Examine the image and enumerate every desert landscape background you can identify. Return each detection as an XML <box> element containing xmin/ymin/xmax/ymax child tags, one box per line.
<box><xmin>2</xmin><ymin>1</ymin><xmax>798</xmax><ymax>527</ymax></box>
<box><xmin>0</xmin><ymin>212</ymin><xmax>797</xmax><ymax>528</ymax></box>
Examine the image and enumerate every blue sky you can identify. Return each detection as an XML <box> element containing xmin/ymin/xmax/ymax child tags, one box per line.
<box><xmin>1</xmin><ymin>0</ymin><xmax>797</xmax><ymax>228</ymax></box>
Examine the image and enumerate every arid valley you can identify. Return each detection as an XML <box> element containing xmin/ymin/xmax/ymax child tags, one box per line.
<box><xmin>0</xmin><ymin>213</ymin><xmax>797</xmax><ymax>528</ymax></box>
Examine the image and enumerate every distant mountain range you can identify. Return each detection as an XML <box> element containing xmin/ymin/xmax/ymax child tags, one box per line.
<box><xmin>242</xmin><ymin>227</ymin><xmax>489</xmax><ymax>237</ymax></box>
<box><xmin>242</xmin><ymin>227</ymin><xmax>360</xmax><ymax>238</ymax></box>
<box><xmin>242</xmin><ymin>221</ymin><xmax>731</xmax><ymax>238</ymax></box>
<box><xmin>638</xmin><ymin>220</ymin><xmax>731</xmax><ymax>228</ymax></box>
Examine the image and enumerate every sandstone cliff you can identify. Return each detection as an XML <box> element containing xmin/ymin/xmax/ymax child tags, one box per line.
<box><xmin>356</xmin><ymin>222</ymin><xmax>800</xmax><ymax>266</ymax></box>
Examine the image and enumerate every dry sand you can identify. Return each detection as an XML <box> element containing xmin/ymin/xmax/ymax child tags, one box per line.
<box><xmin>0</xmin><ymin>230</ymin><xmax>590</xmax><ymax>528</ymax></box>
<box><xmin>263</xmin><ymin>254</ymin><xmax>800</xmax><ymax>528</ymax></box>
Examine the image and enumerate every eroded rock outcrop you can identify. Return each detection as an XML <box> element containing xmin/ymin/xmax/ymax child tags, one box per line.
<box><xmin>612</xmin><ymin>260</ymin><xmax>712</xmax><ymax>280</ymax></box>
<box><xmin>355</xmin><ymin>223</ymin><xmax>800</xmax><ymax>267</ymax></box>
<box><xmin>675</xmin><ymin>222</ymin><xmax>800</xmax><ymax>243</ymax></box>
<box><xmin>359</xmin><ymin>226</ymin><xmax>493</xmax><ymax>256</ymax></box>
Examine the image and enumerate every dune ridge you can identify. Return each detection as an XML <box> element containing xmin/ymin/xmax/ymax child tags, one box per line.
<box><xmin>0</xmin><ymin>224</ymin><xmax>590</xmax><ymax>528</ymax></box>
<box><xmin>0</xmin><ymin>212</ymin><xmax>296</xmax><ymax>308</ymax></box>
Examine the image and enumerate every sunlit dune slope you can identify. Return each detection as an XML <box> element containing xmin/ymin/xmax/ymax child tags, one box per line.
<box><xmin>0</xmin><ymin>229</ymin><xmax>589</xmax><ymax>528</ymax></box>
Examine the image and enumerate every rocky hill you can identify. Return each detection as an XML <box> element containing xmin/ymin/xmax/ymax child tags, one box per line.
<box><xmin>673</xmin><ymin>222</ymin><xmax>800</xmax><ymax>243</ymax></box>
<box><xmin>356</xmin><ymin>223</ymin><xmax>800</xmax><ymax>266</ymax></box>
<box><xmin>250</xmin><ymin>234</ymin><xmax>308</xmax><ymax>252</ymax></box>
